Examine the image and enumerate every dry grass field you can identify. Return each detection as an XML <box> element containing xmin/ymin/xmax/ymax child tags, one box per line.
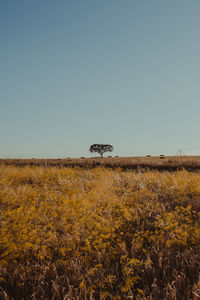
<box><xmin>0</xmin><ymin>165</ymin><xmax>200</xmax><ymax>299</ymax></box>
<box><xmin>2</xmin><ymin>155</ymin><xmax>200</xmax><ymax>171</ymax></box>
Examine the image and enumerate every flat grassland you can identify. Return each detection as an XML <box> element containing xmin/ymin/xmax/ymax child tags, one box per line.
<box><xmin>2</xmin><ymin>155</ymin><xmax>200</xmax><ymax>171</ymax></box>
<box><xmin>0</xmin><ymin>165</ymin><xmax>200</xmax><ymax>299</ymax></box>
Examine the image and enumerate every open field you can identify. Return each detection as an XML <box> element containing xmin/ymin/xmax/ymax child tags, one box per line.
<box><xmin>0</xmin><ymin>166</ymin><xmax>200</xmax><ymax>299</ymax></box>
<box><xmin>2</xmin><ymin>155</ymin><xmax>200</xmax><ymax>171</ymax></box>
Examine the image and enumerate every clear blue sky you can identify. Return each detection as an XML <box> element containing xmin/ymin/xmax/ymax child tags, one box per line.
<box><xmin>1</xmin><ymin>0</ymin><xmax>200</xmax><ymax>158</ymax></box>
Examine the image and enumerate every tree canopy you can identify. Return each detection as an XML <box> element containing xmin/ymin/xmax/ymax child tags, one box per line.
<box><xmin>89</xmin><ymin>144</ymin><xmax>113</xmax><ymax>157</ymax></box>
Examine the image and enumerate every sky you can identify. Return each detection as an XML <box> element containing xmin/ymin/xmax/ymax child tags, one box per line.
<box><xmin>1</xmin><ymin>0</ymin><xmax>200</xmax><ymax>158</ymax></box>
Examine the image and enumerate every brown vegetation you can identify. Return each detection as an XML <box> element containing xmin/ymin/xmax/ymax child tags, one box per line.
<box><xmin>1</xmin><ymin>155</ymin><xmax>200</xmax><ymax>171</ymax></box>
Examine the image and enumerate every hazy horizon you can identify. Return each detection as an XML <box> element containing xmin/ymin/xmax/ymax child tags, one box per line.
<box><xmin>1</xmin><ymin>1</ymin><xmax>200</xmax><ymax>158</ymax></box>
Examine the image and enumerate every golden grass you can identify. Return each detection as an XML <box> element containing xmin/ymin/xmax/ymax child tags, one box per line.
<box><xmin>0</xmin><ymin>166</ymin><xmax>200</xmax><ymax>299</ymax></box>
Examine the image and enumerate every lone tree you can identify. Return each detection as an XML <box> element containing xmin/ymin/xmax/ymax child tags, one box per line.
<box><xmin>89</xmin><ymin>144</ymin><xmax>113</xmax><ymax>157</ymax></box>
